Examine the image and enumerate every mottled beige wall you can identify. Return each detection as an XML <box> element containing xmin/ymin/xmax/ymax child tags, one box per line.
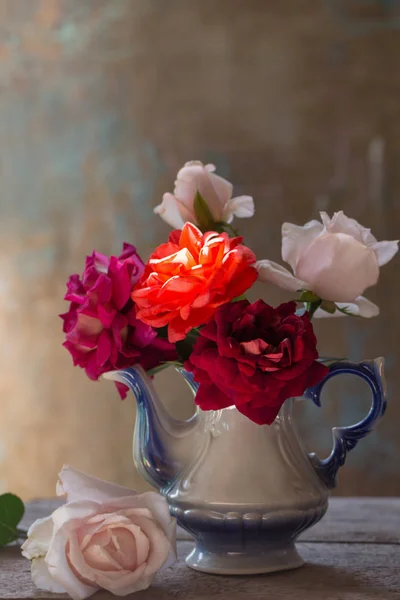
<box><xmin>0</xmin><ymin>0</ymin><xmax>399</xmax><ymax>499</ymax></box>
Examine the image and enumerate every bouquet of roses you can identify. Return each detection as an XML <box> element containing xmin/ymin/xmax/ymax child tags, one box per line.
<box><xmin>61</xmin><ymin>160</ymin><xmax>398</xmax><ymax>426</ymax></box>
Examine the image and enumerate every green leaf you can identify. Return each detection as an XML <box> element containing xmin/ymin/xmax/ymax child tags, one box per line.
<box><xmin>336</xmin><ymin>305</ymin><xmax>360</xmax><ymax>318</ymax></box>
<box><xmin>305</xmin><ymin>299</ymin><xmax>322</xmax><ymax>319</ymax></box>
<box><xmin>193</xmin><ymin>190</ymin><xmax>215</xmax><ymax>231</ymax></box>
<box><xmin>0</xmin><ymin>493</ymin><xmax>25</xmax><ymax>546</ymax></box>
<box><xmin>175</xmin><ymin>328</ymin><xmax>201</xmax><ymax>363</ymax></box>
<box><xmin>233</xmin><ymin>294</ymin><xmax>247</xmax><ymax>302</ymax></box>
<box><xmin>213</xmin><ymin>221</ymin><xmax>239</xmax><ymax>237</ymax></box>
<box><xmin>299</xmin><ymin>290</ymin><xmax>320</xmax><ymax>303</ymax></box>
<box><xmin>154</xmin><ymin>325</ymin><xmax>169</xmax><ymax>339</ymax></box>
<box><xmin>320</xmin><ymin>300</ymin><xmax>337</xmax><ymax>314</ymax></box>
<box><xmin>175</xmin><ymin>340</ymin><xmax>194</xmax><ymax>363</ymax></box>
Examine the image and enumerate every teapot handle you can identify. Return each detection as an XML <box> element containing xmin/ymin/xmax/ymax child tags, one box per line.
<box><xmin>304</xmin><ymin>358</ymin><xmax>387</xmax><ymax>489</ymax></box>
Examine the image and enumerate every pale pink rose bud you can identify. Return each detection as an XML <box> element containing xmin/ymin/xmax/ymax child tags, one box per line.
<box><xmin>22</xmin><ymin>466</ymin><xmax>177</xmax><ymax>599</ymax></box>
<box><xmin>154</xmin><ymin>160</ymin><xmax>254</xmax><ymax>229</ymax></box>
<box><xmin>256</xmin><ymin>211</ymin><xmax>398</xmax><ymax>318</ymax></box>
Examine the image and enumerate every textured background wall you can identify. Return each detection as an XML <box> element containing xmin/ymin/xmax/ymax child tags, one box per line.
<box><xmin>0</xmin><ymin>0</ymin><xmax>399</xmax><ymax>499</ymax></box>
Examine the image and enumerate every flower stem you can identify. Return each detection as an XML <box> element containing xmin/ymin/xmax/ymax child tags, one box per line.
<box><xmin>306</xmin><ymin>300</ymin><xmax>322</xmax><ymax>319</ymax></box>
<box><xmin>147</xmin><ymin>361</ymin><xmax>183</xmax><ymax>377</ymax></box>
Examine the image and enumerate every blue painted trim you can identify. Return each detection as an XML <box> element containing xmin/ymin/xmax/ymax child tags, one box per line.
<box><xmin>177</xmin><ymin>368</ymin><xmax>200</xmax><ymax>395</ymax></box>
<box><xmin>111</xmin><ymin>368</ymin><xmax>172</xmax><ymax>489</ymax></box>
<box><xmin>304</xmin><ymin>360</ymin><xmax>387</xmax><ymax>488</ymax></box>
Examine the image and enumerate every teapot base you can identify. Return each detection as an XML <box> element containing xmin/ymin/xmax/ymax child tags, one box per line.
<box><xmin>185</xmin><ymin>542</ymin><xmax>304</xmax><ymax>575</ymax></box>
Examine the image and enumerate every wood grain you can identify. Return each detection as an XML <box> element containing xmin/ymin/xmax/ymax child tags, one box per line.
<box><xmin>1</xmin><ymin>498</ymin><xmax>398</xmax><ymax>599</ymax></box>
<box><xmin>299</xmin><ymin>497</ymin><xmax>400</xmax><ymax>544</ymax></box>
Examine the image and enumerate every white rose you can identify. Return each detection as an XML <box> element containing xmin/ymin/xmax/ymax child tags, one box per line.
<box><xmin>154</xmin><ymin>160</ymin><xmax>254</xmax><ymax>229</ymax></box>
<box><xmin>22</xmin><ymin>466</ymin><xmax>176</xmax><ymax>599</ymax></box>
<box><xmin>257</xmin><ymin>211</ymin><xmax>398</xmax><ymax>317</ymax></box>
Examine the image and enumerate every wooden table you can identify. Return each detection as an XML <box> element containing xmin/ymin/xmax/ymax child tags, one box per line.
<box><xmin>1</xmin><ymin>498</ymin><xmax>399</xmax><ymax>599</ymax></box>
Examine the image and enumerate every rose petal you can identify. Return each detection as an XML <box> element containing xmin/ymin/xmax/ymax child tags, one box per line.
<box><xmin>223</xmin><ymin>195</ymin><xmax>255</xmax><ymax>223</ymax></box>
<box><xmin>194</xmin><ymin>380</ymin><xmax>234</xmax><ymax>411</ymax></box>
<box><xmin>126</xmin><ymin>515</ymin><xmax>171</xmax><ymax>574</ymax></box>
<box><xmin>22</xmin><ymin>517</ymin><xmax>54</xmax><ymax>560</ymax></box>
<box><xmin>104</xmin><ymin>492</ymin><xmax>176</xmax><ymax>569</ymax></box>
<box><xmin>31</xmin><ymin>558</ymin><xmax>67</xmax><ymax>594</ymax></box>
<box><xmin>296</xmin><ymin>233</ymin><xmax>379</xmax><ymax>302</ymax></box>
<box><xmin>51</xmin><ymin>501</ymin><xmax>100</xmax><ymax>531</ymax></box>
<box><xmin>174</xmin><ymin>162</ymin><xmax>224</xmax><ymax>222</ymax></box>
<box><xmin>256</xmin><ymin>260</ymin><xmax>306</xmax><ymax>292</ymax></box>
<box><xmin>74</xmin><ymin>529</ymin><xmax>125</xmax><ymax>573</ymax></box>
<box><xmin>282</xmin><ymin>220</ymin><xmax>324</xmax><ymax>271</ymax></box>
<box><xmin>370</xmin><ymin>240</ymin><xmax>399</xmax><ymax>267</ymax></box>
<box><xmin>321</xmin><ymin>211</ymin><xmax>381</xmax><ymax>248</ymax></box>
<box><xmin>321</xmin><ymin>211</ymin><xmax>363</xmax><ymax>242</ymax></box>
<box><xmin>93</xmin><ymin>563</ymin><xmax>149</xmax><ymax>594</ymax></box>
<box><xmin>209</xmin><ymin>172</ymin><xmax>233</xmax><ymax>209</ymax></box>
<box><xmin>57</xmin><ymin>465</ymin><xmax>137</xmax><ymax>503</ymax></box>
<box><xmin>154</xmin><ymin>193</ymin><xmax>187</xmax><ymax>229</ymax></box>
<box><xmin>74</xmin><ymin>314</ymin><xmax>103</xmax><ymax>338</ymax></box>
<box><xmin>108</xmin><ymin>258</ymin><xmax>133</xmax><ymax>310</ymax></box>
<box><xmin>96</xmin><ymin>331</ymin><xmax>112</xmax><ymax>367</ymax></box>
<box><xmin>109</xmin><ymin>528</ymin><xmax>139</xmax><ymax>570</ymax></box>
<box><xmin>46</xmin><ymin>526</ymin><xmax>97</xmax><ymax>600</ymax></box>
<box><xmin>237</xmin><ymin>402</ymin><xmax>281</xmax><ymax>426</ymax></box>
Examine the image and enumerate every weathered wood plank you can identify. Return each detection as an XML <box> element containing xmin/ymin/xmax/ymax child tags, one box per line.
<box><xmin>300</xmin><ymin>497</ymin><xmax>400</xmax><ymax>543</ymax></box>
<box><xmin>2</xmin><ymin>542</ymin><xmax>399</xmax><ymax>600</ymax></box>
<box><xmin>128</xmin><ymin>541</ymin><xmax>400</xmax><ymax>600</ymax></box>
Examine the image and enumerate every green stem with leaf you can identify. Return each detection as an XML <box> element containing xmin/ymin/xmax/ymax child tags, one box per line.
<box><xmin>306</xmin><ymin>300</ymin><xmax>322</xmax><ymax>319</ymax></box>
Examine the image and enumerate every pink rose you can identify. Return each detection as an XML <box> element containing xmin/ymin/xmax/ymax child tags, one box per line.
<box><xmin>60</xmin><ymin>243</ymin><xmax>177</xmax><ymax>397</ymax></box>
<box><xmin>22</xmin><ymin>466</ymin><xmax>177</xmax><ymax>599</ymax></box>
<box><xmin>257</xmin><ymin>211</ymin><xmax>398</xmax><ymax>318</ymax></box>
<box><xmin>154</xmin><ymin>160</ymin><xmax>254</xmax><ymax>229</ymax></box>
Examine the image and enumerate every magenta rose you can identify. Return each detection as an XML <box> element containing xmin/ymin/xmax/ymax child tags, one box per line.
<box><xmin>185</xmin><ymin>300</ymin><xmax>329</xmax><ymax>425</ymax></box>
<box><xmin>61</xmin><ymin>243</ymin><xmax>177</xmax><ymax>397</ymax></box>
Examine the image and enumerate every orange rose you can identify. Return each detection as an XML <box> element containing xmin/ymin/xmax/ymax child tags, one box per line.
<box><xmin>131</xmin><ymin>223</ymin><xmax>258</xmax><ymax>342</ymax></box>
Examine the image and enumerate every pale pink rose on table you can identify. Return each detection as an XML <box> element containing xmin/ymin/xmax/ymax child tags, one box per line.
<box><xmin>154</xmin><ymin>160</ymin><xmax>255</xmax><ymax>229</ymax></box>
<box><xmin>22</xmin><ymin>466</ymin><xmax>177</xmax><ymax>599</ymax></box>
<box><xmin>257</xmin><ymin>211</ymin><xmax>398</xmax><ymax>318</ymax></box>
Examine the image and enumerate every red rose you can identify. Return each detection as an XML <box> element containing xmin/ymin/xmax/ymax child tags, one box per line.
<box><xmin>185</xmin><ymin>300</ymin><xmax>328</xmax><ymax>425</ymax></box>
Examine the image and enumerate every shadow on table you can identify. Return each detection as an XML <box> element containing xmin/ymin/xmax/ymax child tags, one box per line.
<box><xmin>93</xmin><ymin>561</ymin><xmax>398</xmax><ymax>600</ymax></box>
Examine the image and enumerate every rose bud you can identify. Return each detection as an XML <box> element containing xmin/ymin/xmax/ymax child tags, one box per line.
<box><xmin>154</xmin><ymin>160</ymin><xmax>254</xmax><ymax>229</ymax></box>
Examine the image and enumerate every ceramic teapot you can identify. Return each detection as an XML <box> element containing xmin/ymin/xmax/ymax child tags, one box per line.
<box><xmin>105</xmin><ymin>358</ymin><xmax>386</xmax><ymax>575</ymax></box>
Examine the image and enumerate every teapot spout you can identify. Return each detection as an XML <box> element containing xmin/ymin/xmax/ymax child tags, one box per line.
<box><xmin>104</xmin><ymin>366</ymin><xmax>202</xmax><ymax>491</ymax></box>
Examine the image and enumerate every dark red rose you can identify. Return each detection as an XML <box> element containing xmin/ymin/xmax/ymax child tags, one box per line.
<box><xmin>185</xmin><ymin>299</ymin><xmax>329</xmax><ymax>425</ymax></box>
